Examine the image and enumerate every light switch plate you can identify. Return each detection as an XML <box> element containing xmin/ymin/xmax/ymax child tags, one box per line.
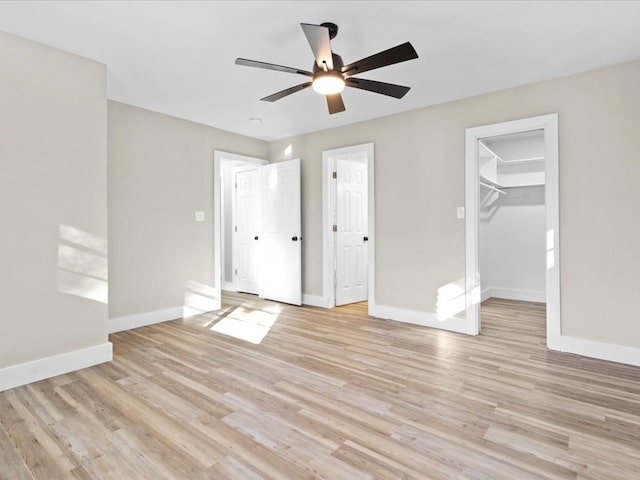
<box><xmin>195</xmin><ymin>211</ymin><xmax>205</xmax><ymax>222</ymax></box>
<box><xmin>457</xmin><ymin>207</ymin><xmax>465</xmax><ymax>219</ymax></box>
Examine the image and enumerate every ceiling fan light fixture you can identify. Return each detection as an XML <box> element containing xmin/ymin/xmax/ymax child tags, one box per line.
<box><xmin>236</xmin><ymin>22</ymin><xmax>418</xmax><ymax>114</ymax></box>
<box><xmin>312</xmin><ymin>72</ymin><xmax>345</xmax><ymax>95</ymax></box>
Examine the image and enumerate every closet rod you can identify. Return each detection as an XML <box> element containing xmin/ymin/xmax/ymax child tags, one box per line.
<box><xmin>480</xmin><ymin>181</ymin><xmax>507</xmax><ymax>195</ymax></box>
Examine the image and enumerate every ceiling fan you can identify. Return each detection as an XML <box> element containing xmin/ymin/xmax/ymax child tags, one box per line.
<box><xmin>235</xmin><ymin>22</ymin><xmax>419</xmax><ymax>114</ymax></box>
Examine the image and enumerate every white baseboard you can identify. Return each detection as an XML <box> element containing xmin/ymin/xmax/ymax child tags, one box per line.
<box><xmin>0</xmin><ymin>342</ymin><xmax>112</xmax><ymax>392</ymax></box>
<box><xmin>109</xmin><ymin>307</ymin><xmax>183</xmax><ymax>333</ymax></box>
<box><xmin>369</xmin><ymin>303</ymin><xmax>474</xmax><ymax>335</ymax></box>
<box><xmin>552</xmin><ymin>335</ymin><xmax>640</xmax><ymax>368</ymax></box>
<box><xmin>302</xmin><ymin>294</ymin><xmax>328</xmax><ymax>308</ymax></box>
<box><xmin>481</xmin><ymin>288</ymin><xmax>492</xmax><ymax>303</ymax></box>
<box><xmin>221</xmin><ymin>282</ymin><xmax>235</xmax><ymax>292</ymax></box>
<box><xmin>486</xmin><ymin>287</ymin><xmax>545</xmax><ymax>303</ymax></box>
<box><xmin>370</xmin><ymin>302</ymin><xmax>640</xmax><ymax>368</ymax></box>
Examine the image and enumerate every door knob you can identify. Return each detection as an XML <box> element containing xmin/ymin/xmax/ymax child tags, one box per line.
<box><xmin>363</xmin><ymin>236</ymin><xmax>369</xmax><ymax>242</ymax></box>
<box><xmin>291</xmin><ymin>236</ymin><xmax>298</xmax><ymax>241</ymax></box>
<box><xmin>254</xmin><ymin>236</ymin><xmax>259</xmax><ymax>240</ymax></box>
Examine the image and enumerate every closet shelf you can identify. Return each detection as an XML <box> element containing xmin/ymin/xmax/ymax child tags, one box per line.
<box><xmin>479</xmin><ymin>173</ymin><xmax>544</xmax><ymax>189</ymax></box>
<box><xmin>479</xmin><ymin>141</ymin><xmax>545</xmax><ymax>164</ymax></box>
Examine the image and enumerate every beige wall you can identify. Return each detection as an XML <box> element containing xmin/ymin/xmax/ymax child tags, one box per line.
<box><xmin>0</xmin><ymin>32</ymin><xmax>108</xmax><ymax>367</ymax></box>
<box><xmin>269</xmin><ymin>60</ymin><xmax>640</xmax><ymax>348</ymax></box>
<box><xmin>107</xmin><ymin>101</ymin><xmax>266</xmax><ymax>319</ymax></box>
<box><xmin>5</xmin><ymin>27</ymin><xmax>636</xmax><ymax>379</ymax></box>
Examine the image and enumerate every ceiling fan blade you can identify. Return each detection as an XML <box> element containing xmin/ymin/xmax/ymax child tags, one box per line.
<box><xmin>341</xmin><ymin>42</ymin><xmax>418</xmax><ymax>77</ymax></box>
<box><xmin>346</xmin><ymin>77</ymin><xmax>411</xmax><ymax>99</ymax></box>
<box><xmin>301</xmin><ymin>23</ymin><xmax>334</xmax><ymax>70</ymax></box>
<box><xmin>326</xmin><ymin>93</ymin><xmax>345</xmax><ymax>114</ymax></box>
<box><xmin>235</xmin><ymin>58</ymin><xmax>313</xmax><ymax>77</ymax></box>
<box><xmin>261</xmin><ymin>82</ymin><xmax>313</xmax><ymax>102</ymax></box>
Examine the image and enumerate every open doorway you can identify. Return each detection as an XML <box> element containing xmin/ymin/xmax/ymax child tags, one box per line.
<box><xmin>217</xmin><ymin>153</ymin><xmax>267</xmax><ymax>293</ymax></box>
<box><xmin>478</xmin><ymin>130</ymin><xmax>547</xmax><ymax>338</ymax></box>
<box><xmin>322</xmin><ymin>143</ymin><xmax>375</xmax><ymax>310</ymax></box>
<box><xmin>214</xmin><ymin>151</ymin><xmax>302</xmax><ymax>309</ymax></box>
<box><xmin>465</xmin><ymin>114</ymin><xmax>560</xmax><ymax>349</ymax></box>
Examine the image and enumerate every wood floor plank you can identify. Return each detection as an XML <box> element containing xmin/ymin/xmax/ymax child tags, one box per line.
<box><xmin>0</xmin><ymin>391</ymin><xmax>74</xmax><ymax>479</ymax></box>
<box><xmin>0</xmin><ymin>426</ymin><xmax>35</xmax><ymax>480</ymax></box>
<box><xmin>1</xmin><ymin>294</ymin><xmax>640</xmax><ymax>479</ymax></box>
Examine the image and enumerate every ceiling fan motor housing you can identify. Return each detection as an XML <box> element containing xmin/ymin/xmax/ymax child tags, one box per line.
<box><xmin>313</xmin><ymin>52</ymin><xmax>344</xmax><ymax>74</ymax></box>
<box><xmin>320</xmin><ymin>22</ymin><xmax>339</xmax><ymax>39</ymax></box>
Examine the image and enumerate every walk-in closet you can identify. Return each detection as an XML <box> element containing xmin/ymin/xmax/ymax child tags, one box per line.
<box><xmin>479</xmin><ymin>130</ymin><xmax>546</xmax><ymax>326</ymax></box>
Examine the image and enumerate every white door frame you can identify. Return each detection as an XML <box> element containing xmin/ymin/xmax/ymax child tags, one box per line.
<box><xmin>322</xmin><ymin>143</ymin><xmax>375</xmax><ymax>310</ymax></box>
<box><xmin>213</xmin><ymin>150</ymin><xmax>268</xmax><ymax>307</ymax></box>
<box><xmin>464</xmin><ymin>114</ymin><xmax>560</xmax><ymax>348</ymax></box>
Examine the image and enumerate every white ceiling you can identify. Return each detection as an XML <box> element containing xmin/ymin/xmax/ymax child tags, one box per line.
<box><xmin>1</xmin><ymin>1</ymin><xmax>639</xmax><ymax>141</ymax></box>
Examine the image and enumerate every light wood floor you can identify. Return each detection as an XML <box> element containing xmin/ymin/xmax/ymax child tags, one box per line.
<box><xmin>2</xmin><ymin>295</ymin><xmax>640</xmax><ymax>479</ymax></box>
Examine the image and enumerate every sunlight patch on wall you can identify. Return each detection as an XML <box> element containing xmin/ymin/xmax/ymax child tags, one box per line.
<box><xmin>210</xmin><ymin>307</ymin><xmax>279</xmax><ymax>344</ymax></box>
<box><xmin>546</xmin><ymin>228</ymin><xmax>555</xmax><ymax>270</ymax></box>
<box><xmin>59</xmin><ymin>224</ymin><xmax>108</xmax><ymax>252</ymax></box>
<box><xmin>469</xmin><ymin>284</ymin><xmax>481</xmax><ymax>307</ymax></box>
<box><xmin>57</xmin><ymin>225</ymin><xmax>108</xmax><ymax>303</ymax></box>
<box><xmin>184</xmin><ymin>280</ymin><xmax>219</xmax><ymax>317</ymax></box>
<box><xmin>436</xmin><ymin>278</ymin><xmax>467</xmax><ymax>321</ymax></box>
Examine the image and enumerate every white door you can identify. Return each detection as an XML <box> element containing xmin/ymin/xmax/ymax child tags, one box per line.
<box><xmin>259</xmin><ymin>159</ymin><xmax>302</xmax><ymax>305</ymax></box>
<box><xmin>233</xmin><ymin>167</ymin><xmax>261</xmax><ymax>294</ymax></box>
<box><xmin>335</xmin><ymin>159</ymin><xmax>368</xmax><ymax>306</ymax></box>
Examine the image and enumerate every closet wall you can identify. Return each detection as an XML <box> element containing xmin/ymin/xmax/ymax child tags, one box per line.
<box><xmin>479</xmin><ymin>132</ymin><xmax>546</xmax><ymax>303</ymax></box>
